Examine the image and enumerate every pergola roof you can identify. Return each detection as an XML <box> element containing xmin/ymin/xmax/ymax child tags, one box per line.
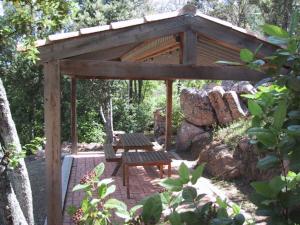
<box><xmin>41</xmin><ymin>6</ymin><xmax>281</xmax><ymax>225</ymax></box>
<box><xmin>37</xmin><ymin>5</ymin><xmax>278</xmax><ymax>69</ymax></box>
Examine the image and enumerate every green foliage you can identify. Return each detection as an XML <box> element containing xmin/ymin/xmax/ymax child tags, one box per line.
<box><xmin>240</xmin><ymin>22</ymin><xmax>300</xmax><ymax>223</ymax></box>
<box><xmin>22</xmin><ymin>136</ymin><xmax>45</xmax><ymax>155</ymax></box>
<box><xmin>68</xmin><ymin>163</ymin><xmax>135</xmax><ymax>225</ymax></box>
<box><xmin>71</xmin><ymin>162</ymin><xmax>248</xmax><ymax>224</ymax></box>
<box><xmin>213</xmin><ymin>120</ymin><xmax>251</xmax><ymax>150</ymax></box>
<box><xmin>140</xmin><ymin>163</ymin><xmax>247</xmax><ymax>225</ymax></box>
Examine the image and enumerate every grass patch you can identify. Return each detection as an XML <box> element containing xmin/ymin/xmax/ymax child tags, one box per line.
<box><xmin>213</xmin><ymin>119</ymin><xmax>251</xmax><ymax>151</ymax></box>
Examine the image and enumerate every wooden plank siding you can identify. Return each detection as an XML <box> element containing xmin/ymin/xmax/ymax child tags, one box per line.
<box><xmin>60</xmin><ymin>60</ymin><xmax>269</xmax><ymax>81</ymax></box>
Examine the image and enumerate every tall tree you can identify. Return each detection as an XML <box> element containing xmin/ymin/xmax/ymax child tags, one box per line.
<box><xmin>0</xmin><ymin>0</ymin><xmax>75</xmax><ymax>223</ymax></box>
<box><xmin>74</xmin><ymin>0</ymin><xmax>151</xmax><ymax>143</ymax></box>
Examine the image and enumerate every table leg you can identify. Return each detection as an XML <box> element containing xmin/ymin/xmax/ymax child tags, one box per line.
<box><xmin>168</xmin><ymin>163</ymin><xmax>171</xmax><ymax>177</ymax></box>
<box><xmin>126</xmin><ymin>165</ymin><xmax>130</xmax><ymax>199</ymax></box>
<box><xmin>112</xmin><ymin>162</ymin><xmax>121</xmax><ymax>176</ymax></box>
<box><xmin>123</xmin><ymin>163</ymin><xmax>126</xmax><ymax>186</ymax></box>
<box><xmin>159</xmin><ymin>165</ymin><xmax>163</xmax><ymax>178</ymax></box>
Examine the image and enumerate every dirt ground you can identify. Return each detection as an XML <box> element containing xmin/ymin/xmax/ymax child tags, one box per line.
<box><xmin>25</xmin><ymin>156</ymin><xmax>46</xmax><ymax>225</ymax></box>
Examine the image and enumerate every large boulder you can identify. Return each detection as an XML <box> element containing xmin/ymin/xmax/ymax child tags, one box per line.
<box><xmin>198</xmin><ymin>142</ymin><xmax>242</xmax><ymax>179</ymax></box>
<box><xmin>223</xmin><ymin>91</ymin><xmax>248</xmax><ymax>120</ymax></box>
<box><xmin>190</xmin><ymin>132</ymin><xmax>211</xmax><ymax>159</ymax></box>
<box><xmin>207</xmin><ymin>86</ymin><xmax>233</xmax><ymax>125</ymax></box>
<box><xmin>232</xmin><ymin>81</ymin><xmax>256</xmax><ymax>95</ymax></box>
<box><xmin>153</xmin><ymin>109</ymin><xmax>165</xmax><ymax>138</ymax></box>
<box><xmin>176</xmin><ymin>120</ymin><xmax>207</xmax><ymax>152</ymax></box>
<box><xmin>180</xmin><ymin>88</ymin><xmax>216</xmax><ymax>126</ymax></box>
<box><xmin>233</xmin><ymin>137</ymin><xmax>279</xmax><ymax>181</ymax></box>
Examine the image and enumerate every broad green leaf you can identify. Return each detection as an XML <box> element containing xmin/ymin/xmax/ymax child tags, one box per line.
<box><xmin>182</xmin><ymin>186</ymin><xmax>197</xmax><ymax>201</ymax></box>
<box><xmin>191</xmin><ymin>164</ymin><xmax>205</xmax><ymax>185</ymax></box>
<box><xmin>248</xmin><ymin>127</ymin><xmax>277</xmax><ymax>147</ymax></box>
<box><xmin>262</xmin><ymin>24</ymin><xmax>289</xmax><ymax>38</ymax></box>
<box><xmin>90</xmin><ymin>199</ymin><xmax>100</xmax><ymax>206</ymax></box>
<box><xmin>104</xmin><ymin>198</ymin><xmax>127</xmax><ymax>211</ymax></box>
<box><xmin>66</xmin><ymin>205</ymin><xmax>77</xmax><ymax>216</ymax></box>
<box><xmin>160</xmin><ymin>178</ymin><xmax>183</xmax><ymax>191</ymax></box>
<box><xmin>93</xmin><ymin>163</ymin><xmax>105</xmax><ymax>177</ymax></box>
<box><xmin>178</xmin><ymin>163</ymin><xmax>190</xmax><ymax>184</ymax></box>
<box><xmin>102</xmin><ymin>185</ymin><xmax>116</xmax><ymax>198</ymax></box>
<box><xmin>160</xmin><ymin>191</ymin><xmax>171</xmax><ymax>207</ymax></box>
<box><xmin>97</xmin><ymin>178</ymin><xmax>114</xmax><ymax>186</ymax></box>
<box><xmin>72</xmin><ymin>183</ymin><xmax>90</xmax><ymax>192</ymax></box>
<box><xmin>129</xmin><ymin>205</ymin><xmax>142</xmax><ymax>215</ymax></box>
<box><xmin>240</xmin><ymin>48</ymin><xmax>254</xmax><ymax>62</ymax></box>
<box><xmin>251</xmin><ymin>181</ymin><xmax>278</xmax><ymax>198</ymax></box>
<box><xmin>98</xmin><ymin>184</ymin><xmax>107</xmax><ymax>198</ymax></box>
<box><xmin>141</xmin><ymin>194</ymin><xmax>162</xmax><ymax>224</ymax></box>
<box><xmin>169</xmin><ymin>211</ymin><xmax>182</xmax><ymax>225</ymax></box>
<box><xmin>231</xmin><ymin>203</ymin><xmax>241</xmax><ymax>215</ymax></box>
<box><xmin>115</xmin><ymin>210</ymin><xmax>130</xmax><ymax>220</ymax></box>
<box><xmin>287</xmin><ymin>125</ymin><xmax>300</xmax><ymax>136</ymax></box>
<box><xmin>217</xmin><ymin>207</ymin><xmax>228</xmax><ymax>218</ymax></box>
<box><xmin>269</xmin><ymin>176</ymin><xmax>286</xmax><ymax>193</ymax></box>
<box><xmin>257</xmin><ymin>155</ymin><xmax>280</xmax><ymax>170</ymax></box>
<box><xmin>248</xmin><ymin>100</ymin><xmax>263</xmax><ymax>117</ymax></box>
<box><xmin>81</xmin><ymin>198</ymin><xmax>89</xmax><ymax>213</ymax></box>
<box><xmin>273</xmin><ymin>101</ymin><xmax>287</xmax><ymax>129</ymax></box>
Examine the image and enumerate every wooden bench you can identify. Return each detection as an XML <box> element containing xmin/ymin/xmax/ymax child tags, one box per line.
<box><xmin>103</xmin><ymin>144</ymin><xmax>122</xmax><ymax>176</ymax></box>
<box><xmin>122</xmin><ymin>151</ymin><xmax>172</xmax><ymax>198</ymax></box>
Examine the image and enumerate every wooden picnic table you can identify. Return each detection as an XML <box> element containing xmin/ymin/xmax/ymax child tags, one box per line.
<box><xmin>107</xmin><ymin>133</ymin><xmax>154</xmax><ymax>176</ymax></box>
<box><xmin>116</xmin><ymin>133</ymin><xmax>154</xmax><ymax>151</ymax></box>
<box><xmin>122</xmin><ymin>151</ymin><xmax>171</xmax><ymax>198</ymax></box>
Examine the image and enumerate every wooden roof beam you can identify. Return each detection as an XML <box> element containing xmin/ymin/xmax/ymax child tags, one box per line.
<box><xmin>190</xmin><ymin>16</ymin><xmax>278</xmax><ymax>56</ymax></box>
<box><xmin>60</xmin><ymin>59</ymin><xmax>269</xmax><ymax>81</ymax></box>
<box><xmin>39</xmin><ymin>16</ymin><xmax>189</xmax><ymax>62</ymax></box>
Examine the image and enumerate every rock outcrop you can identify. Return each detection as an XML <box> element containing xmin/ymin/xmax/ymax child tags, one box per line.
<box><xmin>153</xmin><ymin>109</ymin><xmax>166</xmax><ymax>138</ymax></box>
<box><xmin>176</xmin><ymin>120</ymin><xmax>210</xmax><ymax>152</ymax></box>
<box><xmin>208</xmin><ymin>86</ymin><xmax>233</xmax><ymax>125</ymax></box>
<box><xmin>223</xmin><ymin>91</ymin><xmax>248</xmax><ymax>120</ymax></box>
<box><xmin>198</xmin><ymin>142</ymin><xmax>242</xmax><ymax>179</ymax></box>
<box><xmin>180</xmin><ymin>88</ymin><xmax>216</xmax><ymax>126</ymax></box>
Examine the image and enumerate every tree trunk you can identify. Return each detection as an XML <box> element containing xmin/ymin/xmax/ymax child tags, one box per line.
<box><xmin>100</xmin><ymin>82</ymin><xmax>114</xmax><ymax>144</ymax></box>
<box><xmin>0</xmin><ymin>78</ymin><xmax>34</xmax><ymax>225</ymax></box>
<box><xmin>138</xmin><ymin>80</ymin><xmax>143</xmax><ymax>104</ymax></box>
<box><xmin>0</xmin><ymin>159</ymin><xmax>28</xmax><ymax>225</ymax></box>
<box><xmin>129</xmin><ymin>80</ymin><xmax>133</xmax><ymax>104</ymax></box>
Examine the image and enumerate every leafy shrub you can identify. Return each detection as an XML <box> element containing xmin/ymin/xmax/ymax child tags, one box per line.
<box><xmin>22</xmin><ymin>136</ymin><xmax>45</xmax><ymax>155</ymax></box>
<box><xmin>77</xmin><ymin>111</ymin><xmax>105</xmax><ymax>143</ymax></box>
<box><xmin>69</xmin><ymin>162</ymin><xmax>247</xmax><ymax>224</ymax></box>
<box><xmin>234</xmin><ymin>22</ymin><xmax>300</xmax><ymax>224</ymax></box>
<box><xmin>213</xmin><ymin>120</ymin><xmax>251</xmax><ymax>150</ymax></box>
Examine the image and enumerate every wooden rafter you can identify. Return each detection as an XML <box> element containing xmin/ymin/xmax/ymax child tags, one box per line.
<box><xmin>39</xmin><ymin>16</ymin><xmax>188</xmax><ymax>62</ymax></box>
<box><xmin>60</xmin><ymin>59</ymin><xmax>269</xmax><ymax>81</ymax></box>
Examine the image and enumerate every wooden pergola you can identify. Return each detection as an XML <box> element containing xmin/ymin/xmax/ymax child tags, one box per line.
<box><xmin>38</xmin><ymin>5</ymin><xmax>278</xmax><ymax>225</ymax></box>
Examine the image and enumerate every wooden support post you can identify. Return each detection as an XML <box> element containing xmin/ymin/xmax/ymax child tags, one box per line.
<box><xmin>181</xmin><ymin>30</ymin><xmax>197</xmax><ymax>64</ymax></box>
<box><xmin>71</xmin><ymin>78</ymin><xmax>78</xmax><ymax>154</ymax></box>
<box><xmin>165</xmin><ymin>80</ymin><xmax>173</xmax><ymax>151</ymax></box>
<box><xmin>44</xmin><ymin>61</ymin><xmax>62</xmax><ymax>225</ymax></box>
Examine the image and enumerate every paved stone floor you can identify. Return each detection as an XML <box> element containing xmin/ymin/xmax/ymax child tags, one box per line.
<box><xmin>63</xmin><ymin>152</ymin><xmax>176</xmax><ymax>224</ymax></box>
